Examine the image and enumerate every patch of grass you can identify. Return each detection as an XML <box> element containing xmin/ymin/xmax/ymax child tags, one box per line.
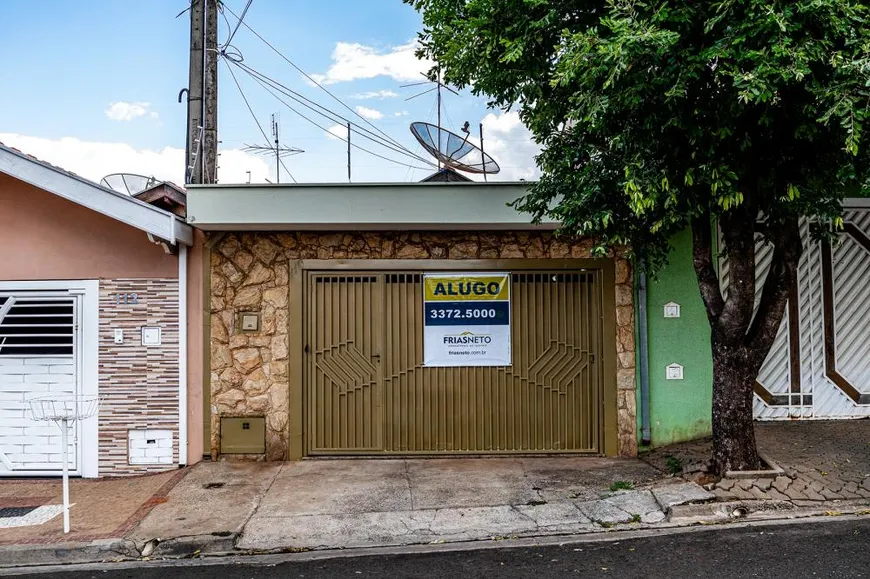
<box><xmin>665</xmin><ymin>455</ymin><xmax>684</xmax><ymax>475</ymax></box>
<box><xmin>609</xmin><ymin>480</ymin><xmax>635</xmax><ymax>492</ymax></box>
<box><xmin>629</xmin><ymin>514</ymin><xmax>642</xmax><ymax>523</ymax></box>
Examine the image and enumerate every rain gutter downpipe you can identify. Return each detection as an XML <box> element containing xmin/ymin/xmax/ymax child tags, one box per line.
<box><xmin>638</xmin><ymin>265</ymin><xmax>651</xmax><ymax>446</ymax></box>
<box><xmin>178</xmin><ymin>243</ymin><xmax>189</xmax><ymax>466</ymax></box>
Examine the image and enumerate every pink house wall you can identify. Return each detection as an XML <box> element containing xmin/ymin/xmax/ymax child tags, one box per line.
<box><xmin>0</xmin><ymin>174</ymin><xmax>177</xmax><ymax>280</ymax></box>
<box><xmin>0</xmin><ymin>173</ymin><xmax>205</xmax><ymax>467</ymax></box>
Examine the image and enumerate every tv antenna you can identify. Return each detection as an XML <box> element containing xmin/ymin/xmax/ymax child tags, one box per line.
<box><xmin>403</xmin><ymin>69</ymin><xmax>459</xmax><ymax>171</ymax></box>
<box><xmin>242</xmin><ymin>113</ymin><xmax>304</xmax><ymax>183</ymax></box>
<box><xmin>404</xmin><ymin>69</ymin><xmax>500</xmax><ymax>181</ymax></box>
<box><xmin>100</xmin><ymin>173</ymin><xmax>158</xmax><ymax>196</ymax></box>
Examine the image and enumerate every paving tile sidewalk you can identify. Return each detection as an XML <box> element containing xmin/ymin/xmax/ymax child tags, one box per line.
<box><xmin>642</xmin><ymin>420</ymin><xmax>870</xmax><ymax>507</ymax></box>
<box><xmin>0</xmin><ymin>468</ymin><xmax>186</xmax><ymax>546</ymax></box>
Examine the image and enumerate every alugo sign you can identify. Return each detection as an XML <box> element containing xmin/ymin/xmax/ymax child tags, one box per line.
<box><xmin>423</xmin><ymin>273</ymin><xmax>511</xmax><ymax>367</ymax></box>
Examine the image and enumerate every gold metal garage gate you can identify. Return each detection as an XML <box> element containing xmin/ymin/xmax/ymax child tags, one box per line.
<box><xmin>304</xmin><ymin>266</ymin><xmax>612</xmax><ymax>455</ymax></box>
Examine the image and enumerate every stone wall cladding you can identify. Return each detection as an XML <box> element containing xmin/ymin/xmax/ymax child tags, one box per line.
<box><xmin>210</xmin><ymin>232</ymin><xmax>637</xmax><ymax>459</ymax></box>
<box><xmin>99</xmin><ymin>279</ymin><xmax>179</xmax><ymax>475</ymax></box>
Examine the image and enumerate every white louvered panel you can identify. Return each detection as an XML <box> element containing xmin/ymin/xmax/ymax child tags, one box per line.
<box><xmin>813</xmin><ymin>209</ymin><xmax>870</xmax><ymax>418</ymax></box>
<box><xmin>756</xmin><ymin>315</ymin><xmax>790</xmax><ymax>393</ymax></box>
<box><xmin>833</xmin><ymin>237</ymin><xmax>870</xmax><ymax>380</ymax></box>
<box><xmin>0</xmin><ymin>293</ymin><xmax>80</xmax><ymax>475</ymax></box>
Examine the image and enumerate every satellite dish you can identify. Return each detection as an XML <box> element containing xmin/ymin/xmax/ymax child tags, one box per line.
<box><xmin>100</xmin><ymin>173</ymin><xmax>158</xmax><ymax>196</ymax></box>
<box><xmin>410</xmin><ymin>121</ymin><xmax>500</xmax><ymax>175</ymax></box>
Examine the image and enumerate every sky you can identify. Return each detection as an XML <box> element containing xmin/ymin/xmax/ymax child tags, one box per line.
<box><xmin>0</xmin><ymin>0</ymin><xmax>541</xmax><ymax>187</ymax></box>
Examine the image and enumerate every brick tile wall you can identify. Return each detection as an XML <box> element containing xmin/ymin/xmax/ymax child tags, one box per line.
<box><xmin>99</xmin><ymin>279</ymin><xmax>179</xmax><ymax>475</ymax></box>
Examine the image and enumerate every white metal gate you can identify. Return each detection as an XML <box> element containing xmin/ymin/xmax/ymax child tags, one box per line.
<box><xmin>0</xmin><ymin>291</ymin><xmax>82</xmax><ymax>475</ymax></box>
<box><xmin>722</xmin><ymin>206</ymin><xmax>870</xmax><ymax>420</ymax></box>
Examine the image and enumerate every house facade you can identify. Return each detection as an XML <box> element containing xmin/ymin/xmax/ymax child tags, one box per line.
<box><xmin>641</xmin><ymin>201</ymin><xmax>870</xmax><ymax>447</ymax></box>
<box><xmin>0</xmin><ymin>144</ymin><xmax>205</xmax><ymax>477</ymax></box>
<box><xmin>188</xmin><ymin>182</ymin><xmax>638</xmax><ymax>460</ymax></box>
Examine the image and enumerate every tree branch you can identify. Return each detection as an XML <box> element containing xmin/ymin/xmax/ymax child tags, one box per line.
<box><xmin>691</xmin><ymin>212</ymin><xmax>724</xmax><ymax>325</ymax></box>
<box><xmin>746</xmin><ymin>217</ymin><xmax>802</xmax><ymax>354</ymax></box>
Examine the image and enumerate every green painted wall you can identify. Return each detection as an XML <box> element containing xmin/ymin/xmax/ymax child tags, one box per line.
<box><xmin>637</xmin><ymin>229</ymin><xmax>713</xmax><ymax>447</ymax></box>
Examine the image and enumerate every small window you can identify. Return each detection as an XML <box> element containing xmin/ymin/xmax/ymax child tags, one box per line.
<box><xmin>0</xmin><ymin>296</ymin><xmax>75</xmax><ymax>356</ymax></box>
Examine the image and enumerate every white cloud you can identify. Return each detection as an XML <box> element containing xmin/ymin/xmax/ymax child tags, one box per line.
<box><xmin>350</xmin><ymin>90</ymin><xmax>399</xmax><ymax>100</ymax></box>
<box><xmin>324</xmin><ymin>124</ymin><xmax>348</xmax><ymax>141</ymax></box>
<box><xmin>479</xmin><ymin>111</ymin><xmax>541</xmax><ymax>181</ymax></box>
<box><xmin>313</xmin><ymin>41</ymin><xmax>433</xmax><ymax>85</ymax></box>
<box><xmin>105</xmin><ymin>101</ymin><xmax>157</xmax><ymax>122</ymax></box>
<box><xmin>354</xmin><ymin>106</ymin><xmax>384</xmax><ymax>120</ymax></box>
<box><xmin>394</xmin><ymin>111</ymin><xmax>410</xmax><ymax>117</ymax></box>
<box><xmin>0</xmin><ymin>133</ymin><xmax>272</xmax><ymax>186</ymax></box>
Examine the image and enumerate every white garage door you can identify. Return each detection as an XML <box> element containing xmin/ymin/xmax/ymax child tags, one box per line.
<box><xmin>0</xmin><ymin>292</ymin><xmax>81</xmax><ymax>476</ymax></box>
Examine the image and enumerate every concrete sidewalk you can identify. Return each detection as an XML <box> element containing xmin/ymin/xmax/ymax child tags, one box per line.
<box><xmin>1</xmin><ymin>420</ymin><xmax>868</xmax><ymax>568</ymax></box>
<box><xmin>125</xmin><ymin>456</ymin><xmax>712</xmax><ymax>556</ymax></box>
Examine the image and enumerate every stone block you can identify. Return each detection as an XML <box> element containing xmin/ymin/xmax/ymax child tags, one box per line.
<box><xmin>652</xmin><ymin>482</ymin><xmax>714</xmax><ymax>509</ymax></box>
<box><xmin>233</xmin><ymin>348</ymin><xmax>262</xmax><ymax>372</ymax></box>
<box><xmin>615</xmin><ymin>284</ymin><xmax>633</xmax><ymax>306</ymax></box>
<box><xmin>263</xmin><ymin>287</ymin><xmax>287</xmax><ymax>308</ymax></box>
<box><xmin>618</xmin><ymin>351</ymin><xmax>635</xmax><ymax>370</ymax></box>
<box><xmin>235</xmin><ymin>251</ymin><xmax>254</xmax><ymax>272</ymax></box>
<box><xmin>616</xmin><ymin>305</ymin><xmax>634</xmax><ymax>327</ymax></box>
<box><xmin>617</xmin><ymin>368</ymin><xmax>636</xmax><ymax>390</ymax></box>
<box><xmin>242</xmin><ymin>263</ymin><xmax>275</xmax><ymax>286</ymax></box>
<box><xmin>234</xmin><ymin>287</ymin><xmax>262</xmax><ymax>308</ymax></box>
<box><xmin>252</xmin><ymin>238</ymin><xmax>281</xmax><ymax>264</ymax></box>
<box><xmin>772</xmin><ymin>476</ymin><xmax>791</xmax><ymax>494</ymax></box>
<box><xmin>218</xmin><ymin>235</ymin><xmax>241</xmax><ymax>259</ymax></box>
<box><xmin>615</xmin><ymin>259</ymin><xmax>631</xmax><ymax>285</ymax></box>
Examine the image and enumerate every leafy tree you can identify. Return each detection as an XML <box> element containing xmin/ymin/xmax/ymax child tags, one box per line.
<box><xmin>407</xmin><ymin>0</ymin><xmax>870</xmax><ymax>473</ymax></box>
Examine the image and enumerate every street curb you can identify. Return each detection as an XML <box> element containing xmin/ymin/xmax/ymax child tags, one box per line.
<box><xmin>0</xmin><ymin>533</ymin><xmax>239</xmax><ymax>570</ymax></box>
<box><xmin>0</xmin><ymin>538</ymin><xmax>137</xmax><ymax>568</ymax></box>
<box><xmin>146</xmin><ymin>533</ymin><xmax>239</xmax><ymax>558</ymax></box>
<box><xmin>2</xmin><ymin>500</ymin><xmax>868</xmax><ymax>571</ymax></box>
<box><xmin>3</xmin><ymin>512</ymin><xmax>870</xmax><ymax>576</ymax></box>
<box><xmin>668</xmin><ymin>498</ymin><xmax>870</xmax><ymax>525</ymax></box>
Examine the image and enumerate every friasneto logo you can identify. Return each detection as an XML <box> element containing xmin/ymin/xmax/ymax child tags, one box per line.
<box><xmin>443</xmin><ymin>330</ymin><xmax>493</xmax><ymax>345</ymax></box>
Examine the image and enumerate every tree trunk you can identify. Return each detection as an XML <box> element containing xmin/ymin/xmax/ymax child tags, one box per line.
<box><xmin>691</xmin><ymin>213</ymin><xmax>801</xmax><ymax>476</ymax></box>
<box><xmin>711</xmin><ymin>340</ymin><xmax>762</xmax><ymax>473</ymax></box>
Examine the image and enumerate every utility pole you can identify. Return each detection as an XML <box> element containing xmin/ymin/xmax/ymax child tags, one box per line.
<box><xmin>185</xmin><ymin>0</ymin><xmax>218</xmax><ymax>184</ymax></box>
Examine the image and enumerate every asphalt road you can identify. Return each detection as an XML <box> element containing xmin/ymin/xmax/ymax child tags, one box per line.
<box><xmin>13</xmin><ymin>518</ymin><xmax>870</xmax><ymax>578</ymax></box>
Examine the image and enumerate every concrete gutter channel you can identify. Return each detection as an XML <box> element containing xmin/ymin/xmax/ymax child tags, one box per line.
<box><xmin>2</xmin><ymin>481</ymin><xmax>867</xmax><ymax>570</ymax></box>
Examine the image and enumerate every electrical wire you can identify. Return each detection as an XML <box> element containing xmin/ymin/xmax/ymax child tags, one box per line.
<box><xmin>228</xmin><ymin>59</ymin><xmax>436</xmax><ymax>167</ymax></box>
<box><xmin>241</xmin><ymin>67</ymin><xmax>436</xmax><ymax>171</ymax></box>
<box><xmin>224</xmin><ymin>58</ymin><xmax>297</xmax><ymax>183</ymax></box>
<box><xmin>231</xmin><ymin>59</ymin><xmax>433</xmax><ymax>164</ymax></box>
<box><xmin>221</xmin><ymin>2</ymin><xmax>414</xmax><ymax>155</ymax></box>
<box><xmin>222</xmin><ymin>0</ymin><xmax>252</xmax><ymax>50</ymax></box>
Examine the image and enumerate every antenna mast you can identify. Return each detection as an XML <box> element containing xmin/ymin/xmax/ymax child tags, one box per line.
<box><xmin>272</xmin><ymin>114</ymin><xmax>280</xmax><ymax>183</ymax></box>
<box><xmin>436</xmin><ymin>67</ymin><xmax>442</xmax><ymax>171</ymax></box>
<box><xmin>243</xmin><ymin>112</ymin><xmax>304</xmax><ymax>182</ymax></box>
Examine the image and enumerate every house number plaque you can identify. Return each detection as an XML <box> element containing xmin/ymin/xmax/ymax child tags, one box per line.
<box><xmin>111</xmin><ymin>293</ymin><xmax>139</xmax><ymax>305</ymax></box>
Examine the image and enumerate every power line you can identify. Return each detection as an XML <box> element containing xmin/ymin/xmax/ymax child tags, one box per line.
<box><xmin>224</xmin><ymin>58</ymin><xmax>298</xmax><ymax>183</ymax></box>
<box><xmin>221</xmin><ymin>2</ymin><xmax>413</xmax><ymax>154</ymax></box>
<box><xmin>230</xmin><ymin>58</ymin><xmax>433</xmax><ymax>164</ymax></box>
<box><xmin>222</xmin><ymin>0</ymin><xmax>252</xmax><ymax>49</ymax></box>
<box><xmin>241</xmin><ymin>67</ymin><xmax>436</xmax><ymax>171</ymax></box>
<box><xmin>227</xmin><ymin>59</ymin><xmax>436</xmax><ymax>168</ymax></box>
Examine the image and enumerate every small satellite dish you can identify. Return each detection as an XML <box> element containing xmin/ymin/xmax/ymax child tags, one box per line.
<box><xmin>100</xmin><ymin>173</ymin><xmax>158</xmax><ymax>196</ymax></box>
<box><xmin>410</xmin><ymin>121</ymin><xmax>500</xmax><ymax>175</ymax></box>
